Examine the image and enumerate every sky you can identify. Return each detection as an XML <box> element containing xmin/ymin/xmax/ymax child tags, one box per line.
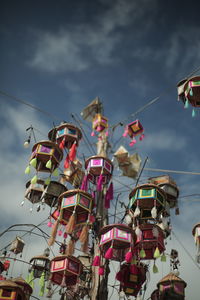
<box><xmin>1</xmin><ymin>0</ymin><xmax>200</xmax><ymax>299</ymax></box>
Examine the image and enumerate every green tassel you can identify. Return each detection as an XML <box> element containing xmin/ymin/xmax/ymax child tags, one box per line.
<box><xmin>153</xmin><ymin>264</ymin><xmax>158</xmax><ymax>273</ymax></box>
<box><xmin>27</xmin><ymin>270</ymin><xmax>34</xmax><ymax>289</ymax></box>
<box><xmin>184</xmin><ymin>99</ymin><xmax>189</xmax><ymax>109</ymax></box>
<box><xmin>190</xmin><ymin>88</ymin><xmax>193</xmax><ymax>96</ymax></box>
<box><xmin>139</xmin><ymin>249</ymin><xmax>146</xmax><ymax>258</ymax></box>
<box><xmin>46</xmin><ymin>159</ymin><xmax>52</xmax><ymax>169</ymax></box>
<box><xmin>52</xmin><ymin>168</ymin><xmax>59</xmax><ymax>176</ymax></box>
<box><xmin>31</xmin><ymin>175</ymin><xmax>38</xmax><ymax>184</ymax></box>
<box><xmin>192</xmin><ymin>109</ymin><xmax>196</xmax><ymax>118</ymax></box>
<box><xmin>153</xmin><ymin>247</ymin><xmax>160</xmax><ymax>258</ymax></box>
<box><xmin>25</xmin><ymin>165</ymin><xmax>31</xmax><ymax>174</ymax></box>
<box><xmin>161</xmin><ymin>253</ymin><xmax>166</xmax><ymax>262</ymax></box>
<box><xmin>39</xmin><ymin>271</ymin><xmax>45</xmax><ymax>296</ymax></box>
<box><xmin>45</xmin><ymin>177</ymin><xmax>51</xmax><ymax>185</ymax></box>
<box><xmin>25</xmin><ymin>273</ymin><xmax>30</xmax><ymax>283</ymax></box>
<box><xmin>30</xmin><ymin>157</ymin><xmax>37</xmax><ymax>168</ymax></box>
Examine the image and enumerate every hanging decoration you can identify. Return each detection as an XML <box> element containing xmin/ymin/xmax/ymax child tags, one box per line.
<box><xmin>85</xmin><ymin>155</ymin><xmax>113</xmax><ymax>191</ymax></box>
<box><xmin>116</xmin><ymin>263</ymin><xmax>147</xmax><ymax>297</ymax></box>
<box><xmin>177</xmin><ymin>76</ymin><xmax>200</xmax><ymax>116</ymax></box>
<box><xmin>9</xmin><ymin>237</ymin><xmax>25</xmax><ymax>255</ymax></box>
<box><xmin>62</xmin><ymin>159</ymin><xmax>85</xmax><ymax>188</ymax></box>
<box><xmin>80</xmin><ymin>97</ymin><xmax>103</xmax><ymax>122</ymax></box>
<box><xmin>157</xmin><ymin>273</ymin><xmax>187</xmax><ymax>300</ymax></box>
<box><xmin>192</xmin><ymin>223</ymin><xmax>200</xmax><ymax>263</ymax></box>
<box><xmin>50</xmin><ymin>255</ymin><xmax>83</xmax><ymax>287</ymax></box>
<box><xmin>114</xmin><ymin>146</ymin><xmax>141</xmax><ymax>179</ymax></box>
<box><xmin>48</xmin><ymin>122</ymin><xmax>82</xmax><ymax>170</ymax></box>
<box><xmin>91</xmin><ymin>114</ymin><xmax>108</xmax><ymax>136</ymax></box>
<box><xmin>148</xmin><ymin>175</ymin><xmax>179</xmax><ymax>212</ymax></box>
<box><xmin>0</xmin><ymin>278</ymin><xmax>32</xmax><ymax>300</ymax></box>
<box><xmin>123</xmin><ymin>119</ymin><xmax>145</xmax><ymax>146</ymax></box>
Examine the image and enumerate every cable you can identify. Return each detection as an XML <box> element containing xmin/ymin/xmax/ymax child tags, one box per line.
<box><xmin>0</xmin><ymin>90</ymin><xmax>60</xmax><ymax>121</ymax></box>
<box><xmin>144</xmin><ymin>167</ymin><xmax>200</xmax><ymax>176</ymax></box>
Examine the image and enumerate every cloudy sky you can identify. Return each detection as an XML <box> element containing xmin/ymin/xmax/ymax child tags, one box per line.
<box><xmin>1</xmin><ymin>0</ymin><xmax>200</xmax><ymax>299</ymax></box>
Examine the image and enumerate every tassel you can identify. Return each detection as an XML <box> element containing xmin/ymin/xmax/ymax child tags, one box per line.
<box><xmin>39</xmin><ymin>271</ymin><xmax>45</xmax><ymax>296</ymax></box>
<box><xmin>81</xmin><ymin>235</ymin><xmax>89</xmax><ymax>253</ymax></box>
<box><xmin>139</xmin><ymin>249</ymin><xmax>146</xmax><ymax>258</ymax></box>
<box><xmin>47</xmin><ymin>221</ymin><xmax>53</xmax><ymax>227</ymax></box>
<box><xmin>190</xmin><ymin>88</ymin><xmax>193</xmax><ymax>96</ymax></box>
<box><xmin>192</xmin><ymin>108</ymin><xmax>196</xmax><ymax>118</ymax></box>
<box><xmin>58</xmin><ymin>229</ymin><xmax>63</xmax><ymax>236</ymax></box>
<box><xmin>98</xmin><ymin>266</ymin><xmax>104</xmax><ymax>276</ymax></box>
<box><xmin>116</xmin><ymin>270</ymin><xmax>123</xmax><ymax>281</ymax></box>
<box><xmin>65</xmin><ymin>238</ymin><xmax>75</xmax><ymax>256</ymax></box>
<box><xmin>59</xmin><ymin>138</ymin><xmax>65</xmax><ymax>149</ymax></box>
<box><xmin>65</xmin><ymin>212</ymin><xmax>76</xmax><ymax>234</ymax></box>
<box><xmin>125</xmin><ymin>250</ymin><xmax>133</xmax><ymax>263</ymax></box>
<box><xmin>129</xmin><ymin>138</ymin><xmax>136</xmax><ymax>146</ymax></box>
<box><xmin>151</xmin><ymin>206</ymin><xmax>157</xmax><ymax>219</ymax></box>
<box><xmin>25</xmin><ymin>165</ymin><xmax>31</xmax><ymax>174</ymax></box>
<box><xmin>123</xmin><ymin>127</ymin><xmax>128</xmax><ymax>137</ymax></box>
<box><xmin>46</xmin><ymin>159</ymin><xmax>52</xmax><ymax>169</ymax></box>
<box><xmin>27</xmin><ymin>270</ymin><xmax>34</xmax><ymax>289</ymax></box>
<box><xmin>52</xmin><ymin>168</ymin><xmax>59</xmax><ymax>176</ymax></box>
<box><xmin>48</xmin><ymin>219</ymin><xmax>59</xmax><ymax>246</ymax></box>
<box><xmin>184</xmin><ymin>98</ymin><xmax>189</xmax><ymax>108</ymax></box>
<box><xmin>161</xmin><ymin>253</ymin><xmax>166</xmax><ymax>262</ymax></box>
<box><xmin>30</xmin><ymin>157</ymin><xmax>37</xmax><ymax>168</ymax></box>
<box><xmin>105</xmin><ymin>182</ymin><xmax>113</xmax><ymax>209</ymax></box>
<box><xmin>97</xmin><ymin>173</ymin><xmax>103</xmax><ymax>191</ymax></box>
<box><xmin>135</xmin><ymin>226</ymin><xmax>142</xmax><ymax>238</ymax></box>
<box><xmin>153</xmin><ymin>247</ymin><xmax>160</xmax><ymax>258</ymax></box>
<box><xmin>105</xmin><ymin>131</ymin><xmax>109</xmax><ymax>136</ymax></box>
<box><xmin>31</xmin><ymin>175</ymin><xmax>38</xmax><ymax>184</ymax></box>
<box><xmin>45</xmin><ymin>177</ymin><xmax>51</xmax><ymax>185</ymax></box>
<box><xmin>64</xmin><ymin>155</ymin><xmax>70</xmax><ymax>169</ymax></box>
<box><xmin>79</xmin><ymin>224</ymin><xmax>89</xmax><ymax>244</ymax></box>
<box><xmin>63</xmin><ymin>232</ymin><xmax>68</xmax><ymax>239</ymax></box>
<box><xmin>69</xmin><ymin>142</ymin><xmax>77</xmax><ymax>161</ymax></box>
<box><xmin>153</xmin><ymin>263</ymin><xmax>158</xmax><ymax>273</ymax></box>
<box><xmin>92</xmin><ymin>255</ymin><xmax>100</xmax><ymax>266</ymax></box>
<box><xmin>139</xmin><ymin>133</ymin><xmax>145</xmax><ymax>141</ymax></box>
<box><xmin>91</xmin><ymin>131</ymin><xmax>95</xmax><ymax>136</ymax></box>
<box><xmin>105</xmin><ymin>246</ymin><xmax>113</xmax><ymax>259</ymax></box>
<box><xmin>134</xmin><ymin>206</ymin><xmax>140</xmax><ymax>217</ymax></box>
<box><xmin>125</xmin><ymin>214</ymin><xmax>132</xmax><ymax>225</ymax></box>
<box><xmin>81</xmin><ymin>175</ymin><xmax>88</xmax><ymax>191</ymax></box>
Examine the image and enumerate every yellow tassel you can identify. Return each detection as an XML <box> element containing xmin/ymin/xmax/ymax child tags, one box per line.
<box><xmin>48</xmin><ymin>220</ymin><xmax>59</xmax><ymax>246</ymax></box>
<box><xmin>79</xmin><ymin>225</ymin><xmax>89</xmax><ymax>244</ymax></box>
<box><xmin>81</xmin><ymin>235</ymin><xmax>89</xmax><ymax>253</ymax></box>
<box><xmin>66</xmin><ymin>213</ymin><xmax>76</xmax><ymax>234</ymax></box>
<box><xmin>65</xmin><ymin>239</ymin><xmax>75</xmax><ymax>256</ymax></box>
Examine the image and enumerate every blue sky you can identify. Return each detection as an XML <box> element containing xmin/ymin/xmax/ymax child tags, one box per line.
<box><xmin>1</xmin><ymin>0</ymin><xmax>200</xmax><ymax>299</ymax></box>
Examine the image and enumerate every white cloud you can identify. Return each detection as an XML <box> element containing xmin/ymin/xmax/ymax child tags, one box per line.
<box><xmin>142</xmin><ymin>129</ymin><xmax>187</xmax><ymax>151</ymax></box>
<box><xmin>28</xmin><ymin>0</ymin><xmax>158</xmax><ymax>73</ymax></box>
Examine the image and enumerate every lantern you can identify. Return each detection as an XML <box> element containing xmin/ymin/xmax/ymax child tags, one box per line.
<box><xmin>25</xmin><ymin>179</ymin><xmax>45</xmax><ymax>204</ymax></box>
<box><xmin>134</xmin><ymin>223</ymin><xmax>165</xmax><ymax>260</ymax></box>
<box><xmin>12</xmin><ymin>277</ymin><xmax>32</xmax><ymax>300</ymax></box>
<box><xmin>59</xmin><ymin>189</ymin><xmax>94</xmax><ymax>230</ymax></box>
<box><xmin>29</xmin><ymin>255</ymin><xmax>51</xmax><ymax>279</ymax></box>
<box><xmin>123</xmin><ymin>119</ymin><xmax>144</xmax><ymax>146</ymax></box>
<box><xmin>184</xmin><ymin>76</ymin><xmax>200</xmax><ymax>107</ymax></box>
<box><xmin>81</xmin><ymin>97</ymin><xmax>103</xmax><ymax>122</ymax></box>
<box><xmin>91</xmin><ymin>113</ymin><xmax>108</xmax><ymax>135</ymax></box>
<box><xmin>192</xmin><ymin>223</ymin><xmax>200</xmax><ymax>263</ymax></box>
<box><xmin>116</xmin><ymin>263</ymin><xmax>147</xmax><ymax>297</ymax></box>
<box><xmin>62</xmin><ymin>160</ymin><xmax>85</xmax><ymax>188</ymax></box>
<box><xmin>50</xmin><ymin>255</ymin><xmax>82</xmax><ymax>286</ymax></box>
<box><xmin>148</xmin><ymin>175</ymin><xmax>179</xmax><ymax>209</ymax></box>
<box><xmin>99</xmin><ymin>224</ymin><xmax>135</xmax><ymax>262</ymax></box>
<box><xmin>41</xmin><ymin>181</ymin><xmax>67</xmax><ymax>207</ymax></box>
<box><xmin>85</xmin><ymin>155</ymin><xmax>113</xmax><ymax>187</ymax></box>
<box><xmin>48</xmin><ymin>122</ymin><xmax>82</xmax><ymax>149</ymax></box>
<box><xmin>114</xmin><ymin>146</ymin><xmax>141</xmax><ymax>179</ymax></box>
<box><xmin>129</xmin><ymin>184</ymin><xmax>167</xmax><ymax>221</ymax></box>
<box><xmin>10</xmin><ymin>237</ymin><xmax>25</xmax><ymax>255</ymax></box>
<box><xmin>151</xmin><ymin>289</ymin><xmax>160</xmax><ymax>300</ymax></box>
<box><xmin>0</xmin><ymin>279</ymin><xmax>32</xmax><ymax>300</ymax></box>
<box><xmin>157</xmin><ymin>273</ymin><xmax>187</xmax><ymax>300</ymax></box>
<box><xmin>25</xmin><ymin>140</ymin><xmax>63</xmax><ymax>185</ymax></box>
